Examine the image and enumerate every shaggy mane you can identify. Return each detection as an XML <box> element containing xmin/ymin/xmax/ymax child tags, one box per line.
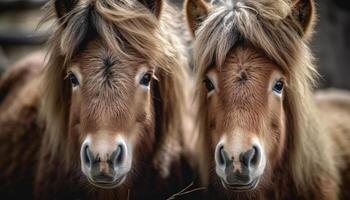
<box><xmin>194</xmin><ymin>0</ymin><xmax>338</xmax><ymax>194</ymax></box>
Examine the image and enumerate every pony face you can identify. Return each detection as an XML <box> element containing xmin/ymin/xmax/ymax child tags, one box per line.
<box><xmin>203</xmin><ymin>46</ymin><xmax>286</xmax><ymax>191</ymax></box>
<box><xmin>41</xmin><ymin>0</ymin><xmax>175</xmax><ymax>189</ymax></box>
<box><xmin>185</xmin><ymin>0</ymin><xmax>316</xmax><ymax>194</ymax></box>
<box><xmin>66</xmin><ymin>42</ymin><xmax>156</xmax><ymax>188</ymax></box>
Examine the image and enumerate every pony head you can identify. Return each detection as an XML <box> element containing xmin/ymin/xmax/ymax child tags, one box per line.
<box><xmin>185</xmin><ymin>0</ymin><xmax>334</xmax><ymax>196</ymax></box>
<box><xmin>41</xmin><ymin>0</ymin><xmax>185</xmax><ymax>189</ymax></box>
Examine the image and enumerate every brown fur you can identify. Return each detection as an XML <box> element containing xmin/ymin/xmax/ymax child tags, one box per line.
<box><xmin>186</xmin><ymin>0</ymin><xmax>350</xmax><ymax>199</ymax></box>
<box><xmin>0</xmin><ymin>53</ymin><xmax>45</xmax><ymax>198</ymax></box>
<box><xmin>0</xmin><ymin>0</ymin><xmax>195</xmax><ymax>199</ymax></box>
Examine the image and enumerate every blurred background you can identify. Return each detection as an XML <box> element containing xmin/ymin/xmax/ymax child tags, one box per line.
<box><xmin>0</xmin><ymin>0</ymin><xmax>349</xmax><ymax>89</ymax></box>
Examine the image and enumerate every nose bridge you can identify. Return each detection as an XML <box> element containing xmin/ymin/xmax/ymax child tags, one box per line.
<box><xmin>81</xmin><ymin>98</ymin><xmax>133</xmax><ymax>133</ymax></box>
<box><xmin>87</xmin><ymin>132</ymin><xmax>123</xmax><ymax>160</ymax></box>
<box><xmin>225</xmin><ymin>128</ymin><xmax>253</xmax><ymax>160</ymax></box>
<box><xmin>222</xmin><ymin>99</ymin><xmax>264</xmax><ymax>135</ymax></box>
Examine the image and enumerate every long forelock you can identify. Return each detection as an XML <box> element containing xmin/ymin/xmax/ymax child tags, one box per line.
<box><xmin>194</xmin><ymin>0</ymin><xmax>316</xmax><ymax>80</ymax></box>
<box><xmin>194</xmin><ymin>0</ymin><xmax>338</xmax><ymax>194</ymax></box>
<box><xmin>46</xmin><ymin>0</ymin><xmax>174</xmax><ymax>71</ymax></box>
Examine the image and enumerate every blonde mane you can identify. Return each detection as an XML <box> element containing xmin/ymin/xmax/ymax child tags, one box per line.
<box><xmin>194</xmin><ymin>0</ymin><xmax>338</xmax><ymax>193</ymax></box>
<box><xmin>40</xmin><ymin>0</ymin><xmax>189</xmax><ymax>171</ymax></box>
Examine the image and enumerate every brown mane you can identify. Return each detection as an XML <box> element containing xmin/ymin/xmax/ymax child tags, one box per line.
<box><xmin>192</xmin><ymin>0</ymin><xmax>338</xmax><ymax>194</ymax></box>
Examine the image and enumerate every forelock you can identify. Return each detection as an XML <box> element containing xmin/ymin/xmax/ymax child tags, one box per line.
<box><xmin>47</xmin><ymin>0</ymin><xmax>171</xmax><ymax>70</ymax></box>
<box><xmin>194</xmin><ymin>0</ymin><xmax>315</xmax><ymax>82</ymax></box>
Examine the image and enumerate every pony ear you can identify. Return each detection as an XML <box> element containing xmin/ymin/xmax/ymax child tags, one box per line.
<box><xmin>138</xmin><ymin>0</ymin><xmax>163</xmax><ymax>19</ymax></box>
<box><xmin>290</xmin><ymin>0</ymin><xmax>316</xmax><ymax>40</ymax></box>
<box><xmin>54</xmin><ymin>0</ymin><xmax>78</xmax><ymax>19</ymax></box>
<box><xmin>185</xmin><ymin>0</ymin><xmax>210</xmax><ymax>36</ymax></box>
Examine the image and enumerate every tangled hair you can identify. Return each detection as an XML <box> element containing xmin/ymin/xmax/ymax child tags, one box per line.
<box><xmin>40</xmin><ymin>0</ymin><xmax>189</xmax><ymax>171</ymax></box>
<box><xmin>191</xmin><ymin>0</ymin><xmax>338</xmax><ymax>194</ymax></box>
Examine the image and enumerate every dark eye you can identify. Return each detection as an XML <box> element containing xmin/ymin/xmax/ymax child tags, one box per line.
<box><xmin>203</xmin><ymin>78</ymin><xmax>215</xmax><ymax>92</ymax></box>
<box><xmin>273</xmin><ymin>80</ymin><xmax>284</xmax><ymax>94</ymax></box>
<box><xmin>68</xmin><ymin>72</ymin><xmax>79</xmax><ymax>87</ymax></box>
<box><xmin>140</xmin><ymin>72</ymin><xmax>152</xmax><ymax>86</ymax></box>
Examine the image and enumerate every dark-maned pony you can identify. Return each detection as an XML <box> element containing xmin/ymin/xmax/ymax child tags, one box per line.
<box><xmin>0</xmin><ymin>0</ymin><xmax>195</xmax><ymax>199</ymax></box>
<box><xmin>185</xmin><ymin>0</ymin><xmax>350</xmax><ymax>199</ymax></box>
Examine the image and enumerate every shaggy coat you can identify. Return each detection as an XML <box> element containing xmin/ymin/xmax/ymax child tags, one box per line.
<box><xmin>0</xmin><ymin>0</ymin><xmax>196</xmax><ymax>199</ymax></box>
<box><xmin>185</xmin><ymin>0</ymin><xmax>350</xmax><ymax>199</ymax></box>
<box><xmin>0</xmin><ymin>53</ymin><xmax>45</xmax><ymax>199</ymax></box>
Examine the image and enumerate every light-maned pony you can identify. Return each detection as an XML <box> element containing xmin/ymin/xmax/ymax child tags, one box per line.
<box><xmin>186</xmin><ymin>0</ymin><xmax>350</xmax><ymax>199</ymax></box>
<box><xmin>0</xmin><ymin>0</ymin><xmax>195</xmax><ymax>199</ymax></box>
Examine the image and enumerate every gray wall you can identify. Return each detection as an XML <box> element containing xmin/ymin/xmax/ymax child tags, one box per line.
<box><xmin>313</xmin><ymin>0</ymin><xmax>350</xmax><ymax>89</ymax></box>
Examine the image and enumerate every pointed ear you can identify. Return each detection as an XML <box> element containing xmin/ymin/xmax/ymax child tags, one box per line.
<box><xmin>54</xmin><ymin>0</ymin><xmax>78</xmax><ymax>19</ymax></box>
<box><xmin>185</xmin><ymin>0</ymin><xmax>210</xmax><ymax>37</ymax></box>
<box><xmin>291</xmin><ymin>0</ymin><xmax>316</xmax><ymax>40</ymax></box>
<box><xmin>138</xmin><ymin>0</ymin><xmax>163</xmax><ymax>19</ymax></box>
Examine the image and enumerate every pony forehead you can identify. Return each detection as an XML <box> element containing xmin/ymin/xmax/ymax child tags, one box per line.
<box><xmin>72</xmin><ymin>42</ymin><xmax>149</xmax><ymax>67</ymax></box>
<box><xmin>194</xmin><ymin>0</ymin><xmax>306</xmax><ymax>77</ymax></box>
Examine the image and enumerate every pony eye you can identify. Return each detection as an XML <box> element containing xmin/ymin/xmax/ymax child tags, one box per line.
<box><xmin>273</xmin><ymin>80</ymin><xmax>284</xmax><ymax>94</ymax></box>
<box><xmin>140</xmin><ymin>72</ymin><xmax>152</xmax><ymax>86</ymax></box>
<box><xmin>68</xmin><ymin>72</ymin><xmax>79</xmax><ymax>87</ymax></box>
<box><xmin>204</xmin><ymin>78</ymin><xmax>215</xmax><ymax>92</ymax></box>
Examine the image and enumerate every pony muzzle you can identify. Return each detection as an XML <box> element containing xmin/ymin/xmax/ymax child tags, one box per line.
<box><xmin>214</xmin><ymin>140</ymin><xmax>266</xmax><ymax>191</ymax></box>
<box><xmin>80</xmin><ymin>136</ymin><xmax>132</xmax><ymax>189</ymax></box>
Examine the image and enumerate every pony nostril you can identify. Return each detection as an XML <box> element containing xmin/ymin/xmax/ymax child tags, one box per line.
<box><xmin>113</xmin><ymin>144</ymin><xmax>124</xmax><ymax>166</ymax></box>
<box><xmin>217</xmin><ymin>145</ymin><xmax>226</xmax><ymax>166</ymax></box>
<box><xmin>240</xmin><ymin>147</ymin><xmax>257</xmax><ymax>168</ymax></box>
<box><xmin>83</xmin><ymin>145</ymin><xmax>93</xmax><ymax>167</ymax></box>
<box><xmin>251</xmin><ymin>146</ymin><xmax>260</xmax><ymax>166</ymax></box>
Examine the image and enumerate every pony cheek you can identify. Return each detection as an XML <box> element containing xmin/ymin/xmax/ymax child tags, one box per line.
<box><xmin>129</xmin><ymin>122</ymin><xmax>155</xmax><ymax>170</ymax></box>
<box><xmin>269</xmin><ymin>113</ymin><xmax>287</xmax><ymax>164</ymax></box>
<box><xmin>69</xmin><ymin>123</ymin><xmax>82</xmax><ymax>140</ymax></box>
<box><xmin>275</xmin><ymin>125</ymin><xmax>286</xmax><ymax>163</ymax></box>
<box><xmin>68</xmin><ymin>92</ymin><xmax>82</xmax><ymax>129</ymax></box>
<box><xmin>67</xmin><ymin>106</ymin><xmax>82</xmax><ymax>138</ymax></box>
<box><xmin>209</xmin><ymin>116</ymin><xmax>224</xmax><ymax>149</ymax></box>
<box><xmin>129</xmin><ymin>120</ymin><xmax>154</xmax><ymax>147</ymax></box>
<box><xmin>263</xmin><ymin>125</ymin><xmax>285</xmax><ymax>168</ymax></box>
<box><xmin>211</xmin><ymin>129</ymin><xmax>223</xmax><ymax>151</ymax></box>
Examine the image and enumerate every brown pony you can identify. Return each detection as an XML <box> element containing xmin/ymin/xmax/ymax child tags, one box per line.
<box><xmin>185</xmin><ymin>0</ymin><xmax>350</xmax><ymax>199</ymax></box>
<box><xmin>0</xmin><ymin>0</ymin><xmax>195</xmax><ymax>199</ymax></box>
